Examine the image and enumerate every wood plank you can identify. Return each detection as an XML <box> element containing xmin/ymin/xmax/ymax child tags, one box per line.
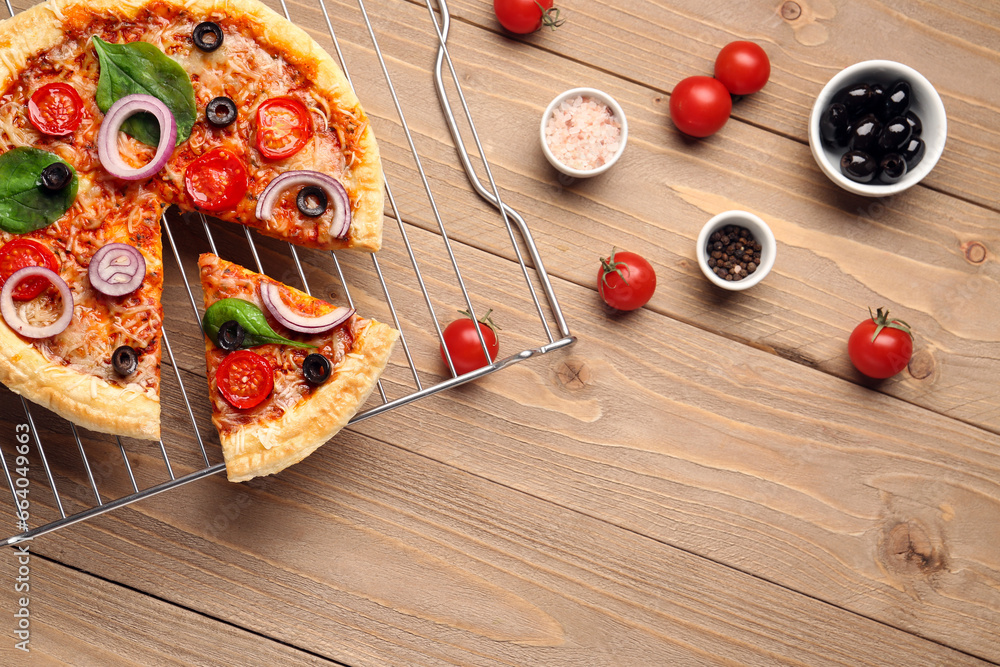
<box><xmin>273</xmin><ymin>0</ymin><xmax>1000</xmax><ymax>434</ymax></box>
<box><xmin>440</xmin><ymin>0</ymin><xmax>1000</xmax><ymax>211</ymax></box>
<box><xmin>3</xmin><ymin>221</ymin><xmax>999</xmax><ymax>661</ymax></box>
<box><xmin>0</xmin><ymin>413</ymin><xmax>989</xmax><ymax>667</ymax></box>
<box><xmin>0</xmin><ymin>555</ymin><xmax>335</xmax><ymax>665</ymax></box>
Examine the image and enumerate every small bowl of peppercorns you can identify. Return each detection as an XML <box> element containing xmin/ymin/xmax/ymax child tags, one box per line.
<box><xmin>696</xmin><ymin>210</ymin><xmax>776</xmax><ymax>291</ymax></box>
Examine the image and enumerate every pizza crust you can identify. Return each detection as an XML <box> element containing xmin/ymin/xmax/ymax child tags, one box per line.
<box><xmin>219</xmin><ymin>318</ymin><xmax>398</xmax><ymax>482</ymax></box>
<box><xmin>0</xmin><ymin>317</ymin><xmax>160</xmax><ymax>440</ymax></box>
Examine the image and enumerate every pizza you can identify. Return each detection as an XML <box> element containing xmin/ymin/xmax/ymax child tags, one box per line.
<box><xmin>198</xmin><ymin>253</ymin><xmax>397</xmax><ymax>482</ymax></box>
<box><xmin>0</xmin><ymin>0</ymin><xmax>385</xmax><ymax>440</ymax></box>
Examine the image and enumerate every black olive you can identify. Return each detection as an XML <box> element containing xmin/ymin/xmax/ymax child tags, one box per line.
<box><xmin>295</xmin><ymin>186</ymin><xmax>329</xmax><ymax>217</ymax></box>
<box><xmin>877</xmin><ymin>116</ymin><xmax>912</xmax><ymax>153</ymax></box>
<box><xmin>820</xmin><ymin>103</ymin><xmax>850</xmax><ymax>147</ymax></box>
<box><xmin>901</xmin><ymin>137</ymin><xmax>926</xmax><ymax>169</ymax></box>
<box><xmin>217</xmin><ymin>319</ymin><xmax>245</xmax><ymax>351</ymax></box>
<box><xmin>883</xmin><ymin>80</ymin><xmax>911</xmax><ymax>118</ymax></box>
<box><xmin>112</xmin><ymin>345</ymin><xmax>139</xmax><ymax>377</ymax></box>
<box><xmin>193</xmin><ymin>22</ymin><xmax>224</xmax><ymax>52</ymax></box>
<box><xmin>869</xmin><ymin>83</ymin><xmax>887</xmax><ymax>117</ymax></box>
<box><xmin>39</xmin><ymin>162</ymin><xmax>72</xmax><ymax>191</ymax></box>
<box><xmin>840</xmin><ymin>150</ymin><xmax>877</xmax><ymax>183</ymax></box>
<box><xmin>877</xmin><ymin>153</ymin><xmax>907</xmax><ymax>184</ymax></box>
<box><xmin>904</xmin><ymin>110</ymin><xmax>922</xmax><ymax>137</ymax></box>
<box><xmin>833</xmin><ymin>83</ymin><xmax>872</xmax><ymax>117</ymax></box>
<box><xmin>847</xmin><ymin>114</ymin><xmax>882</xmax><ymax>155</ymax></box>
<box><xmin>302</xmin><ymin>353</ymin><xmax>332</xmax><ymax>385</ymax></box>
<box><xmin>206</xmin><ymin>96</ymin><xmax>237</xmax><ymax>127</ymax></box>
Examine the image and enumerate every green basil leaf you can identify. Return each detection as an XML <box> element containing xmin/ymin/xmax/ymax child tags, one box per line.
<box><xmin>0</xmin><ymin>148</ymin><xmax>78</xmax><ymax>234</ymax></box>
<box><xmin>92</xmin><ymin>36</ymin><xmax>196</xmax><ymax>147</ymax></box>
<box><xmin>202</xmin><ymin>298</ymin><xmax>315</xmax><ymax>350</ymax></box>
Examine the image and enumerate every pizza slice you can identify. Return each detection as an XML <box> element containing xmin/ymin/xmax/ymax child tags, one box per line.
<box><xmin>198</xmin><ymin>253</ymin><xmax>397</xmax><ymax>482</ymax></box>
<box><xmin>0</xmin><ymin>0</ymin><xmax>387</xmax><ymax>439</ymax></box>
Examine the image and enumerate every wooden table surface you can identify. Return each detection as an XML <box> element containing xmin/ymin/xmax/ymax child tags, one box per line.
<box><xmin>2</xmin><ymin>0</ymin><xmax>999</xmax><ymax>665</ymax></box>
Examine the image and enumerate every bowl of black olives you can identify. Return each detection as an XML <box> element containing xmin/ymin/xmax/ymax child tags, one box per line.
<box><xmin>809</xmin><ymin>60</ymin><xmax>946</xmax><ymax>196</ymax></box>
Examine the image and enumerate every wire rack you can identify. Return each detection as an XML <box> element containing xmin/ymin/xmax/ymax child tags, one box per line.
<box><xmin>0</xmin><ymin>0</ymin><xmax>573</xmax><ymax>546</ymax></box>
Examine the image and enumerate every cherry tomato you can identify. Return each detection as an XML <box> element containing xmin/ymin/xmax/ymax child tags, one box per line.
<box><xmin>847</xmin><ymin>307</ymin><xmax>914</xmax><ymax>379</ymax></box>
<box><xmin>714</xmin><ymin>41</ymin><xmax>770</xmax><ymax>96</ymax></box>
<box><xmin>493</xmin><ymin>0</ymin><xmax>563</xmax><ymax>34</ymax></box>
<box><xmin>255</xmin><ymin>97</ymin><xmax>311</xmax><ymax>160</ymax></box>
<box><xmin>669</xmin><ymin>76</ymin><xmax>732</xmax><ymax>138</ymax></box>
<box><xmin>0</xmin><ymin>239</ymin><xmax>60</xmax><ymax>301</ymax></box>
<box><xmin>216</xmin><ymin>349</ymin><xmax>274</xmax><ymax>409</ymax></box>
<box><xmin>27</xmin><ymin>83</ymin><xmax>83</xmax><ymax>136</ymax></box>
<box><xmin>440</xmin><ymin>309</ymin><xmax>500</xmax><ymax>375</ymax></box>
<box><xmin>598</xmin><ymin>248</ymin><xmax>656</xmax><ymax>311</ymax></box>
<box><xmin>184</xmin><ymin>148</ymin><xmax>249</xmax><ymax>212</ymax></box>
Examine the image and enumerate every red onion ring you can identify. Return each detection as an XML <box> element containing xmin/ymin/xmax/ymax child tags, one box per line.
<box><xmin>261</xmin><ymin>282</ymin><xmax>354</xmax><ymax>334</ymax></box>
<box><xmin>0</xmin><ymin>267</ymin><xmax>74</xmax><ymax>338</ymax></box>
<box><xmin>255</xmin><ymin>170</ymin><xmax>352</xmax><ymax>239</ymax></box>
<box><xmin>97</xmin><ymin>94</ymin><xmax>178</xmax><ymax>181</ymax></box>
<box><xmin>89</xmin><ymin>243</ymin><xmax>146</xmax><ymax>297</ymax></box>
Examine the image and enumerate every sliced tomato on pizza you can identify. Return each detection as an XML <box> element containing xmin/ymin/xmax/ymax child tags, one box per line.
<box><xmin>198</xmin><ymin>254</ymin><xmax>397</xmax><ymax>482</ymax></box>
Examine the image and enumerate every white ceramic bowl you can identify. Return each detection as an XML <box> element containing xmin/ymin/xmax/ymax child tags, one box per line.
<box><xmin>808</xmin><ymin>60</ymin><xmax>947</xmax><ymax>197</ymax></box>
<box><xmin>696</xmin><ymin>211</ymin><xmax>776</xmax><ymax>291</ymax></box>
<box><xmin>540</xmin><ymin>87</ymin><xmax>628</xmax><ymax>178</ymax></box>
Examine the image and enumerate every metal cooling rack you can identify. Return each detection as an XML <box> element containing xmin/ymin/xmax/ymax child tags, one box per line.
<box><xmin>1</xmin><ymin>0</ymin><xmax>573</xmax><ymax>546</ymax></box>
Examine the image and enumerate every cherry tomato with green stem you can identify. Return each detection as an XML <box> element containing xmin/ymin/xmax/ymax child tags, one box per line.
<box><xmin>847</xmin><ymin>307</ymin><xmax>913</xmax><ymax>379</ymax></box>
<box><xmin>598</xmin><ymin>248</ymin><xmax>656</xmax><ymax>311</ymax></box>
<box><xmin>493</xmin><ymin>0</ymin><xmax>564</xmax><ymax>35</ymax></box>
<box><xmin>440</xmin><ymin>309</ymin><xmax>500</xmax><ymax>375</ymax></box>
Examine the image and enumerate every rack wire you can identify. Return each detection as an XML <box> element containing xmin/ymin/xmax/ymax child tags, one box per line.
<box><xmin>1</xmin><ymin>0</ymin><xmax>573</xmax><ymax>546</ymax></box>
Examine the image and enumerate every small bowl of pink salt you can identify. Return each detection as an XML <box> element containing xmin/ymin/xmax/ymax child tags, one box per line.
<box><xmin>541</xmin><ymin>87</ymin><xmax>627</xmax><ymax>178</ymax></box>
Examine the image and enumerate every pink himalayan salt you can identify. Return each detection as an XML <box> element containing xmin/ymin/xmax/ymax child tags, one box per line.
<box><xmin>544</xmin><ymin>95</ymin><xmax>622</xmax><ymax>171</ymax></box>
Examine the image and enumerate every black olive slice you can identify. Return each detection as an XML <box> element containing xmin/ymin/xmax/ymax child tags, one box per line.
<box><xmin>193</xmin><ymin>22</ymin><xmax>224</xmax><ymax>52</ymax></box>
<box><xmin>206</xmin><ymin>97</ymin><xmax>238</xmax><ymax>128</ymax></box>
<box><xmin>39</xmin><ymin>162</ymin><xmax>72</xmax><ymax>191</ymax></box>
<box><xmin>217</xmin><ymin>320</ymin><xmax>246</xmax><ymax>351</ymax></box>
<box><xmin>296</xmin><ymin>186</ymin><xmax>328</xmax><ymax>218</ymax></box>
<box><xmin>302</xmin><ymin>353</ymin><xmax>332</xmax><ymax>385</ymax></box>
<box><xmin>112</xmin><ymin>345</ymin><xmax>139</xmax><ymax>377</ymax></box>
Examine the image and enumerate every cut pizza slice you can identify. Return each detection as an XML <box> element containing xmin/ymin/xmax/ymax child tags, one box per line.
<box><xmin>198</xmin><ymin>253</ymin><xmax>397</xmax><ymax>482</ymax></box>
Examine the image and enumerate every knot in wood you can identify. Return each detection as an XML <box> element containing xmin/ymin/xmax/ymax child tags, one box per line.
<box><xmin>781</xmin><ymin>1</ymin><xmax>802</xmax><ymax>20</ymax></box>
<box><xmin>881</xmin><ymin>521</ymin><xmax>946</xmax><ymax>576</ymax></box>
<box><xmin>556</xmin><ymin>359</ymin><xmax>592</xmax><ymax>390</ymax></box>
<box><xmin>961</xmin><ymin>241</ymin><xmax>987</xmax><ymax>265</ymax></box>
<box><xmin>907</xmin><ymin>349</ymin><xmax>934</xmax><ymax>380</ymax></box>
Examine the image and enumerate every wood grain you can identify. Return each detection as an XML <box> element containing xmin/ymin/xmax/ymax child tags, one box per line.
<box><xmin>441</xmin><ymin>0</ymin><xmax>1000</xmax><ymax>211</ymax></box>
<box><xmin>3</xmin><ymin>219</ymin><xmax>999</xmax><ymax>662</ymax></box>
<box><xmin>0</xmin><ymin>555</ymin><xmax>335</xmax><ymax>665</ymax></box>
<box><xmin>270</xmin><ymin>0</ymin><xmax>1000</xmax><ymax>434</ymax></box>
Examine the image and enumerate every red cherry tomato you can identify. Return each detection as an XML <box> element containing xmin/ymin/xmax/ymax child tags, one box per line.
<box><xmin>597</xmin><ymin>248</ymin><xmax>656</xmax><ymax>311</ymax></box>
<box><xmin>27</xmin><ymin>83</ymin><xmax>83</xmax><ymax>136</ymax></box>
<box><xmin>184</xmin><ymin>148</ymin><xmax>249</xmax><ymax>212</ymax></box>
<box><xmin>440</xmin><ymin>309</ymin><xmax>500</xmax><ymax>375</ymax></box>
<box><xmin>0</xmin><ymin>239</ymin><xmax>60</xmax><ymax>301</ymax></box>
<box><xmin>493</xmin><ymin>0</ymin><xmax>563</xmax><ymax>34</ymax></box>
<box><xmin>216</xmin><ymin>349</ymin><xmax>274</xmax><ymax>409</ymax></box>
<box><xmin>714</xmin><ymin>41</ymin><xmax>770</xmax><ymax>96</ymax></box>
<box><xmin>255</xmin><ymin>97</ymin><xmax>312</xmax><ymax>160</ymax></box>
<box><xmin>669</xmin><ymin>76</ymin><xmax>732</xmax><ymax>138</ymax></box>
<box><xmin>847</xmin><ymin>307</ymin><xmax>914</xmax><ymax>379</ymax></box>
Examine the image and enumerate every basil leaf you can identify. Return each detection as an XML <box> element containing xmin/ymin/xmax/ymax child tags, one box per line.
<box><xmin>0</xmin><ymin>148</ymin><xmax>78</xmax><ymax>234</ymax></box>
<box><xmin>92</xmin><ymin>36</ymin><xmax>196</xmax><ymax>147</ymax></box>
<box><xmin>202</xmin><ymin>298</ymin><xmax>315</xmax><ymax>350</ymax></box>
